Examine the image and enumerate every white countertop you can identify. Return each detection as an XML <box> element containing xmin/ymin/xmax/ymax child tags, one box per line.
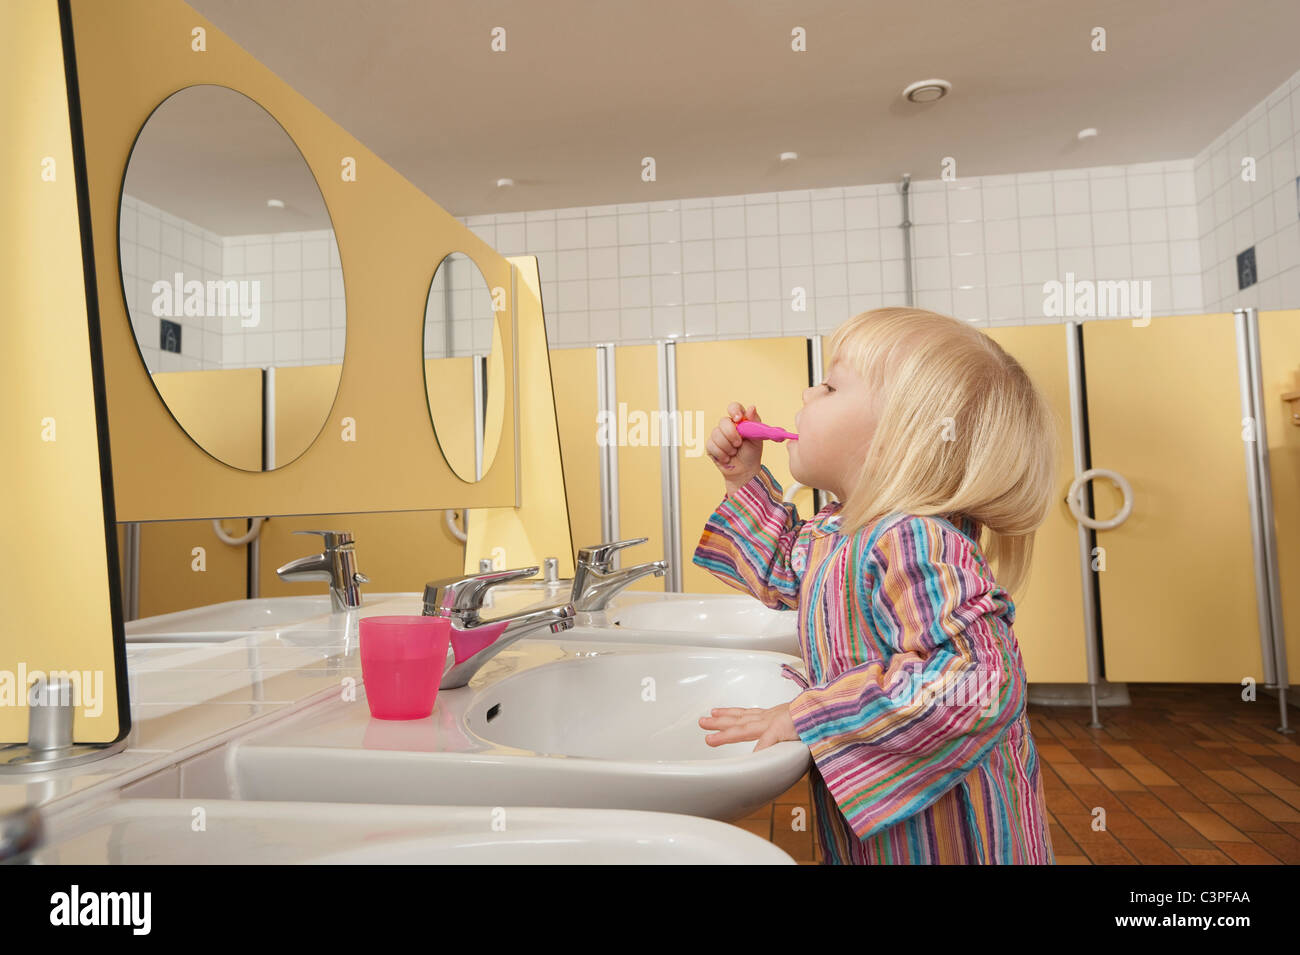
<box><xmin>0</xmin><ymin>627</ymin><xmax>362</xmax><ymax>817</ymax></box>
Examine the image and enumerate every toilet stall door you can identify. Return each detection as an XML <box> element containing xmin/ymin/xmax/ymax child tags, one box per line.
<box><xmin>1082</xmin><ymin>312</ymin><xmax>1265</xmax><ymax>683</ymax></box>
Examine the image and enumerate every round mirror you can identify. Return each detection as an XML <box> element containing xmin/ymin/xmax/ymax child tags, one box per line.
<box><xmin>423</xmin><ymin>252</ymin><xmax>505</xmax><ymax>482</ymax></box>
<box><xmin>118</xmin><ymin>85</ymin><xmax>343</xmax><ymax>471</ymax></box>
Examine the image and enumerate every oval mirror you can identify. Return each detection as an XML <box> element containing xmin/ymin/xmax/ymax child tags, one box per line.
<box><xmin>423</xmin><ymin>252</ymin><xmax>504</xmax><ymax>482</ymax></box>
<box><xmin>118</xmin><ymin>85</ymin><xmax>343</xmax><ymax>471</ymax></box>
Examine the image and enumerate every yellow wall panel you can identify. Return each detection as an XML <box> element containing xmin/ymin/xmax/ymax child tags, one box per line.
<box><xmin>137</xmin><ymin>519</ymin><xmax>250</xmax><ymax>617</ymax></box>
<box><xmin>259</xmin><ymin>511</ymin><xmax>465</xmax><ymax>598</ymax></box>
<box><xmin>1</xmin><ymin>0</ymin><xmax>124</xmax><ymax>743</ymax></box>
<box><xmin>71</xmin><ymin>0</ymin><xmax>517</xmax><ymax>521</ymax></box>
<box><xmin>424</xmin><ymin>357</ymin><xmax>476</xmax><ymax>477</ymax></box>
<box><xmin>272</xmin><ymin>363</ymin><xmax>339</xmax><ymax>469</ymax></box>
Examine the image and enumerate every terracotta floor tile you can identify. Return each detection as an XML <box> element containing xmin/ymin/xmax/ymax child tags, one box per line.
<box><xmin>1218</xmin><ymin>841</ymin><xmax>1283</xmax><ymax>864</ymax></box>
<box><xmin>1120</xmin><ymin>837</ymin><xmax>1187</xmax><ymax>865</ymax></box>
<box><xmin>1093</xmin><ymin>767</ymin><xmax>1147</xmax><ymax>792</ymax></box>
<box><xmin>1238</xmin><ymin>792</ymin><xmax>1300</xmax><ymax>823</ymax></box>
<box><xmin>1178</xmin><ymin>811</ymin><xmax>1251</xmax><ymax>843</ymax></box>
<box><xmin>1177</xmin><ymin>847</ymin><xmax>1233</xmax><ymax>864</ymax></box>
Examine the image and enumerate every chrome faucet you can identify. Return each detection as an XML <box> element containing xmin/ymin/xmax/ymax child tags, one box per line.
<box><xmin>423</xmin><ymin>566</ymin><xmax>575</xmax><ymax>689</ymax></box>
<box><xmin>572</xmin><ymin>537</ymin><xmax>668</xmax><ymax>612</ymax></box>
<box><xmin>275</xmin><ymin>530</ymin><xmax>369</xmax><ymax>611</ymax></box>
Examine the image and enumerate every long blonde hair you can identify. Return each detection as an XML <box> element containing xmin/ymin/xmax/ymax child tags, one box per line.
<box><xmin>828</xmin><ymin>308</ymin><xmax>1059</xmax><ymax>595</ymax></box>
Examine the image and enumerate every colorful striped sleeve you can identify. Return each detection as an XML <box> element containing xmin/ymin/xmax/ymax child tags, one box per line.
<box><xmin>690</xmin><ymin>464</ymin><xmax>804</xmax><ymax>610</ymax></box>
<box><xmin>786</xmin><ymin>514</ymin><xmax>1025</xmax><ymax>842</ymax></box>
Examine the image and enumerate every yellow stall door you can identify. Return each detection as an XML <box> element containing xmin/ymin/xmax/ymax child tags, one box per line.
<box><xmin>676</xmin><ymin>336</ymin><xmax>810</xmax><ymax>595</ymax></box>
<box><xmin>1083</xmin><ymin>313</ymin><xmax>1265</xmax><ymax>684</ymax></box>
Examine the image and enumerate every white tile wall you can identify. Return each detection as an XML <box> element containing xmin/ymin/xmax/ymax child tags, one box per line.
<box><xmin>461</xmin><ymin>160</ymin><xmax>1203</xmax><ymax>349</ymax></box>
<box><xmin>1194</xmin><ymin>68</ymin><xmax>1300</xmax><ymax>312</ymax></box>
<box><xmin>118</xmin><ymin>194</ymin><xmax>346</xmax><ymax>371</ymax></box>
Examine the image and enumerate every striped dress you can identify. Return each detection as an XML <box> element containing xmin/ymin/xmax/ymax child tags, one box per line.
<box><xmin>693</xmin><ymin>464</ymin><xmax>1054</xmax><ymax>865</ymax></box>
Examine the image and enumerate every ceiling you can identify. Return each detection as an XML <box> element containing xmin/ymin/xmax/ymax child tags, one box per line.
<box><xmin>161</xmin><ymin>0</ymin><xmax>1300</xmax><ymax>221</ymax></box>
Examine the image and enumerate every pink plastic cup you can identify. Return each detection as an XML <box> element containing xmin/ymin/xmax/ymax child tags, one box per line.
<box><xmin>359</xmin><ymin>615</ymin><xmax>451</xmax><ymax>720</ymax></box>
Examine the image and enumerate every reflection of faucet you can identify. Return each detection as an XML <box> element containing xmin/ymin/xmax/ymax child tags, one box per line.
<box><xmin>423</xmin><ymin>566</ymin><xmax>575</xmax><ymax>689</ymax></box>
<box><xmin>275</xmin><ymin>530</ymin><xmax>369</xmax><ymax>611</ymax></box>
<box><xmin>572</xmin><ymin>537</ymin><xmax>668</xmax><ymax>612</ymax></box>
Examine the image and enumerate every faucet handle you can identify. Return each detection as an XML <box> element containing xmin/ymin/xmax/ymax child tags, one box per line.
<box><xmin>577</xmin><ymin>537</ymin><xmax>648</xmax><ymax>571</ymax></box>
<box><xmin>424</xmin><ymin>565</ymin><xmax>539</xmax><ymax>616</ymax></box>
<box><xmin>293</xmin><ymin>529</ymin><xmax>355</xmax><ymax>549</ymax></box>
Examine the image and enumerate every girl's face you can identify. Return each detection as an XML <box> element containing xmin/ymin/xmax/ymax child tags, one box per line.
<box><xmin>788</xmin><ymin>358</ymin><xmax>881</xmax><ymax>502</ymax></box>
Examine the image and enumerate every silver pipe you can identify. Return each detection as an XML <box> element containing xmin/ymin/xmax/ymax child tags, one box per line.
<box><xmin>1235</xmin><ymin>308</ymin><xmax>1279</xmax><ymax>693</ymax></box>
<box><xmin>900</xmin><ymin>174</ymin><xmax>914</xmax><ymax>307</ymax></box>
<box><xmin>596</xmin><ymin>344</ymin><xmax>620</xmax><ymax>550</ymax></box>
<box><xmin>808</xmin><ymin>335</ymin><xmax>828</xmax><ymax>513</ymax></box>
<box><xmin>474</xmin><ymin>353</ymin><xmax>486</xmax><ymax>481</ymax></box>
<box><xmin>122</xmin><ymin>522</ymin><xmax>140</xmax><ymax>621</ymax></box>
<box><xmin>1066</xmin><ymin>322</ymin><xmax>1103</xmax><ymax>728</ymax></box>
<box><xmin>1239</xmin><ymin>308</ymin><xmax>1291</xmax><ymax>732</ymax></box>
<box><xmin>657</xmin><ymin>340</ymin><xmax>683</xmax><ymax>592</ymax></box>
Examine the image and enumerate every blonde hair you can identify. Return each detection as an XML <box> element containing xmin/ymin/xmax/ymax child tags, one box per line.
<box><xmin>828</xmin><ymin>307</ymin><xmax>1059</xmax><ymax>595</ymax></box>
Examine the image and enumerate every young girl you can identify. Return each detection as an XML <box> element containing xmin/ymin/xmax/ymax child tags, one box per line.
<box><xmin>693</xmin><ymin>307</ymin><xmax>1057</xmax><ymax>865</ymax></box>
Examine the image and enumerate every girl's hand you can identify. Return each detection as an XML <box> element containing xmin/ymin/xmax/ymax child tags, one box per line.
<box><xmin>706</xmin><ymin>402</ymin><xmax>763</xmax><ymax>492</ymax></box>
<box><xmin>699</xmin><ymin>702</ymin><xmax>801</xmax><ymax>752</ymax></box>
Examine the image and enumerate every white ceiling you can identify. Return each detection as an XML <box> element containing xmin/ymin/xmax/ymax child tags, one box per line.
<box><xmin>154</xmin><ymin>0</ymin><xmax>1300</xmax><ymax>223</ymax></box>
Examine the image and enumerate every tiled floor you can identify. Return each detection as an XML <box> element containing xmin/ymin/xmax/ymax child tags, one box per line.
<box><xmin>734</xmin><ymin>684</ymin><xmax>1300</xmax><ymax>864</ymax></box>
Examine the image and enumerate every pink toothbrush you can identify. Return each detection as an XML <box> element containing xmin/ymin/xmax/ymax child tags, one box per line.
<box><xmin>737</xmin><ymin>420</ymin><xmax>799</xmax><ymax>442</ymax></box>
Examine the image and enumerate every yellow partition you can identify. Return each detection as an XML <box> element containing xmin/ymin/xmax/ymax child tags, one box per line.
<box><xmin>982</xmin><ymin>325</ymin><xmax>1089</xmax><ymax>683</ymax></box>
<box><xmin>677</xmin><ymin>337</ymin><xmax>810</xmax><ymax>594</ymax></box>
<box><xmin>615</xmin><ymin>345</ymin><xmax>667</xmax><ymax>591</ymax></box>
<box><xmin>152</xmin><ymin>368</ymin><xmax>263</xmax><ymax>471</ymax></box>
<box><xmin>550</xmin><ymin>347</ymin><xmax>603</xmax><ymax>564</ymax></box>
<box><xmin>1</xmin><ymin>0</ymin><xmax>124</xmax><ymax>743</ymax></box>
<box><xmin>1084</xmin><ymin>313</ymin><xmax>1264</xmax><ymax>683</ymax></box>
<box><xmin>1257</xmin><ymin>309</ymin><xmax>1300</xmax><ymax>684</ymax></box>
<box><xmin>464</xmin><ymin>256</ymin><xmax>574</xmax><ymax>577</ymax></box>
<box><xmin>72</xmin><ymin>0</ymin><xmax>518</xmax><ymax>520</ymax></box>
<box><xmin>137</xmin><ymin>519</ymin><xmax>252</xmax><ymax>617</ymax></box>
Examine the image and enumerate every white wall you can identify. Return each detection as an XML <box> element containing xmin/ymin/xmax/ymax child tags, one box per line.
<box><xmin>461</xmin><ymin>159</ymin><xmax>1203</xmax><ymax>349</ymax></box>
<box><xmin>1194</xmin><ymin>67</ymin><xmax>1300</xmax><ymax>313</ymax></box>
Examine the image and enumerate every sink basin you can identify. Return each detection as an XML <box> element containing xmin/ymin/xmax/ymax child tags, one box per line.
<box><xmin>124</xmin><ymin>593</ymin><xmax>414</xmax><ymax>641</ymax></box>
<box><xmin>33</xmin><ymin>799</ymin><xmax>794</xmax><ymax>864</ymax></box>
<box><xmin>567</xmin><ymin>593</ymin><xmax>800</xmax><ymax>654</ymax></box>
<box><xmin>230</xmin><ymin>639</ymin><xmax>810</xmax><ymax>821</ymax></box>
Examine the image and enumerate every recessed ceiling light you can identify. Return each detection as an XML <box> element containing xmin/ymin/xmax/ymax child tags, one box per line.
<box><xmin>901</xmin><ymin>79</ymin><xmax>951</xmax><ymax>103</ymax></box>
<box><xmin>780</xmin><ymin>151</ymin><xmax>798</xmax><ymax>162</ymax></box>
<box><xmin>266</xmin><ymin>198</ymin><xmax>284</xmax><ymax>208</ymax></box>
<box><xmin>496</xmin><ymin>178</ymin><xmax>514</xmax><ymax>188</ymax></box>
<box><xmin>1077</xmin><ymin>128</ymin><xmax>1098</xmax><ymax>140</ymax></box>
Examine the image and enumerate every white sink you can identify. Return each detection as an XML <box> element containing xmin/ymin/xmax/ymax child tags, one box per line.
<box><xmin>230</xmin><ymin>639</ymin><xmax>810</xmax><ymax>821</ymax></box>
<box><xmin>124</xmin><ymin>593</ymin><xmax>414</xmax><ymax>641</ymax></box>
<box><xmin>33</xmin><ymin>799</ymin><xmax>794</xmax><ymax>865</ymax></box>
<box><xmin>570</xmin><ymin>593</ymin><xmax>800</xmax><ymax>654</ymax></box>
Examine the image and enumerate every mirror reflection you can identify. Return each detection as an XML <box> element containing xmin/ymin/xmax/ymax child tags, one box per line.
<box><xmin>118</xmin><ymin>84</ymin><xmax>344</xmax><ymax>471</ymax></box>
<box><xmin>423</xmin><ymin>251</ymin><xmax>505</xmax><ymax>482</ymax></box>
